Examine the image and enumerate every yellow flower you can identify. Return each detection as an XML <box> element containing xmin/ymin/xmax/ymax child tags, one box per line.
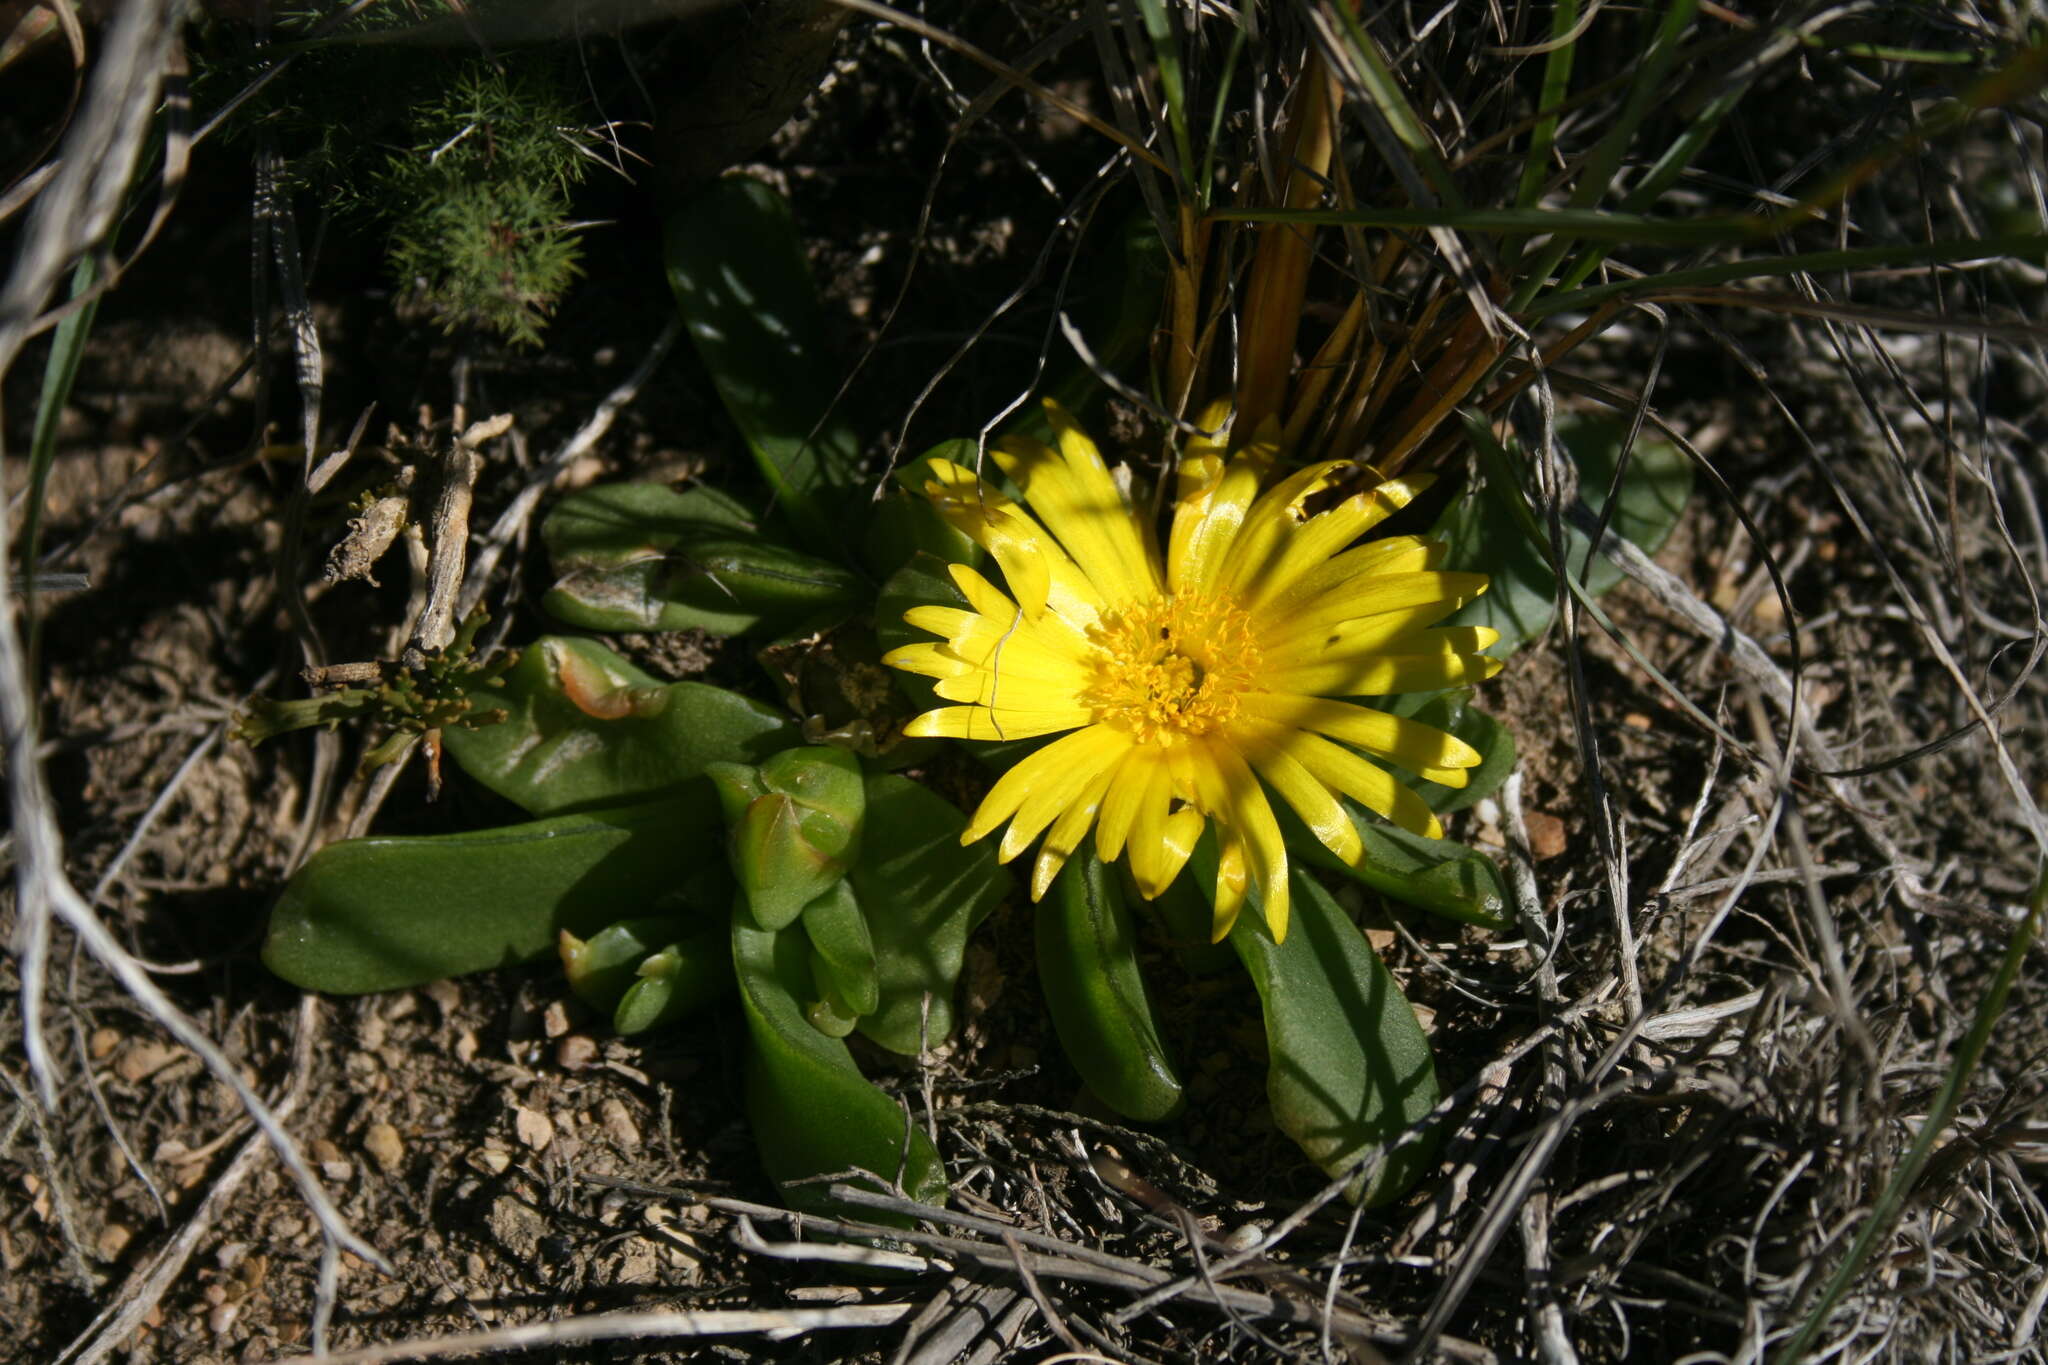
<box><xmin>883</xmin><ymin>401</ymin><xmax>1500</xmax><ymax>941</ymax></box>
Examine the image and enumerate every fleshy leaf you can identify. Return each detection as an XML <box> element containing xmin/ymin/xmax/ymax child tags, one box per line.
<box><xmin>1437</xmin><ymin>411</ymin><xmax>1693</xmax><ymax>656</ymax></box>
<box><xmin>264</xmin><ymin>790</ymin><xmax>730</xmax><ymax>994</ymax></box>
<box><xmin>441</xmin><ymin>635</ymin><xmax>794</xmax><ymax>816</ymax></box>
<box><xmin>731</xmin><ymin>794</ymin><xmax>845</xmax><ymax>931</ymax></box>
<box><xmin>1227</xmin><ymin>865</ymin><xmax>1441</xmax><ymax>1206</ymax></box>
<box><xmin>732</xmin><ymin>899</ymin><xmax>947</xmax><ymax>1219</ymax></box>
<box><xmin>850</xmin><ymin>773</ymin><xmax>1007</xmax><ymax>1056</ymax></box>
<box><xmin>614</xmin><ymin>929</ymin><xmax>732</xmax><ymax>1034</ymax></box>
<box><xmin>722</xmin><ymin>746</ymin><xmax>867</xmax><ymax>929</ymax></box>
<box><xmin>1040</xmin><ymin>855</ymin><xmax>1184</xmax><ymax>1121</ymax></box>
<box><xmin>561</xmin><ymin>915</ymin><xmax>696</xmax><ymax>1011</ymax></box>
<box><xmin>666</xmin><ymin>175</ymin><xmax>862</xmax><ymax>551</ymax></box>
<box><xmin>1288</xmin><ymin>801</ymin><xmax>1512</xmax><ymax>930</ymax></box>
<box><xmin>758</xmin><ymin>745</ymin><xmax>865</xmax><ymax>865</ymax></box>
<box><xmin>803</xmin><ymin>880</ymin><xmax>880</xmax><ymax>1020</ymax></box>
<box><xmin>542</xmin><ymin>482</ymin><xmax>865</xmax><ymax>636</ymax></box>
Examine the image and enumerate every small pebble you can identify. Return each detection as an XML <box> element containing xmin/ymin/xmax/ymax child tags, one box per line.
<box><xmin>97</xmin><ymin>1223</ymin><xmax>132</xmax><ymax>1261</ymax></box>
<box><xmin>116</xmin><ymin>1040</ymin><xmax>182</xmax><ymax>1084</ymax></box>
<box><xmin>422</xmin><ymin>980</ymin><xmax>461</xmax><ymax>1019</ymax></box>
<box><xmin>89</xmin><ymin>1027</ymin><xmax>121</xmax><ymax>1061</ymax></box>
<box><xmin>555</xmin><ymin>1035</ymin><xmax>598</xmax><ymax>1070</ymax></box>
<box><xmin>362</xmin><ymin>1122</ymin><xmax>404</xmax><ymax>1174</ymax></box>
<box><xmin>1524</xmin><ymin>810</ymin><xmax>1568</xmax><ymax>861</ymax></box>
<box><xmin>513</xmin><ymin>1107</ymin><xmax>554</xmax><ymax>1152</ymax></box>
<box><xmin>310</xmin><ymin>1137</ymin><xmax>353</xmax><ymax>1183</ymax></box>
<box><xmin>599</xmin><ymin>1098</ymin><xmax>640</xmax><ymax>1151</ymax></box>
<box><xmin>541</xmin><ymin>1001</ymin><xmax>572</xmax><ymax>1039</ymax></box>
<box><xmin>1221</xmin><ymin>1222</ymin><xmax>1267</xmax><ymax>1251</ymax></box>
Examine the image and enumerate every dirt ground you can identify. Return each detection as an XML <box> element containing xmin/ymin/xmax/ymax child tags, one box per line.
<box><xmin>5</xmin><ymin>6</ymin><xmax>2048</xmax><ymax>1364</ymax></box>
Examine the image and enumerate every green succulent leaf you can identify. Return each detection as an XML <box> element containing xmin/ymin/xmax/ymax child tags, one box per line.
<box><xmin>730</xmin><ymin>794</ymin><xmax>846</xmax><ymax>931</ymax></box>
<box><xmin>541</xmin><ymin>482</ymin><xmax>864</xmax><ymax>636</ymax></box>
<box><xmin>666</xmin><ymin>175</ymin><xmax>863</xmax><ymax>551</ymax></box>
<box><xmin>1285</xmin><ymin>801</ymin><xmax>1511</xmax><ymax>929</ymax></box>
<box><xmin>560</xmin><ymin>915</ymin><xmax>695</xmax><ymax>1012</ymax></box>
<box><xmin>802</xmin><ymin>880</ymin><xmax>880</xmax><ymax>1020</ymax></box>
<box><xmin>1040</xmin><ymin>855</ymin><xmax>1184</xmax><ymax>1121</ymax></box>
<box><xmin>614</xmin><ymin>929</ymin><xmax>732</xmax><ymax>1034</ymax></box>
<box><xmin>732</xmin><ymin>899</ymin><xmax>947</xmax><ymax>1219</ymax></box>
<box><xmin>1437</xmin><ymin>410</ymin><xmax>1693</xmax><ymax>657</ymax></box>
<box><xmin>803</xmin><ymin>983</ymin><xmax>862</xmax><ymax>1039</ymax></box>
<box><xmin>719</xmin><ymin>746</ymin><xmax>867</xmax><ymax>929</ymax></box>
<box><xmin>849</xmin><ymin>773</ymin><xmax>1007</xmax><ymax>1056</ymax></box>
<box><xmin>440</xmin><ymin>635</ymin><xmax>793</xmax><ymax>816</ymax></box>
<box><xmin>1227</xmin><ymin>866</ymin><xmax>1441</xmax><ymax>1206</ymax></box>
<box><xmin>758</xmin><ymin>745</ymin><xmax>865</xmax><ymax>863</ymax></box>
<box><xmin>862</xmin><ymin>444</ymin><xmax>985</xmax><ymax>579</ymax></box>
<box><xmin>264</xmin><ymin>790</ymin><xmax>730</xmax><ymax>995</ymax></box>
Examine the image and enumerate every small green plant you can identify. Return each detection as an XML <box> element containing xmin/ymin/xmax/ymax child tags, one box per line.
<box><xmin>235</xmin><ymin>607</ymin><xmax>514</xmax><ymax>770</ymax></box>
<box><xmin>254</xmin><ymin>171</ymin><xmax>1493</xmax><ymax>1214</ymax></box>
<box><xmin>378</xmin><ymin>62</ymin><xmax>595</xmax><ymax>346</ymax></box>
<box><xmin>200</xmin><ymin>5</ymin><xmax>600</xmax><ymax>345</ymax></box>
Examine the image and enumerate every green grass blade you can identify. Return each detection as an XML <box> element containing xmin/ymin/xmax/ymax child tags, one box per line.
<box><xmin>1510</xmin><ymin>0</ymin><xmax>1581</xmax><ymax>216</ymax></box>
<box><xmin>23</xmin><ymin>256</ymin><xmax>100</xmax><ymax>598</ymax></box>
<box><xmin>1195</xmin><ymin>23</ymin><xmax>1249</xmax><ymax>215</ymax></box>
<box><xmin>1324</xmin><ymin>4</ymin><xmax>1467</xmax><ymax>212</ymax></box>
<box><xmin>1208</xmin><ymin>203</ymin><xmax>1762</xmax><ymax>242</ymax></box>
<box><xmin>1546</xmin><ymin>26</ymin><xmax>1800</xmax><ymax>296</ymax></box>
<box><xmin>1132</xmin><ymin>0</ymin><xmax>1193</xmax><ymax>186</ymax></box>
<box><xmin>1526</xmin><ymin>233</ymin><xmax>2048</xmax><ymax>316</ymax></box>
<box><xmin>1772</xmin><ymin>865</ymin><xmax>2048</xmax><ymax>1364</ymax></box>
<box><xmin>1507</xmin><ymin>0</ymin><xmax>1700</xmax><ymax>312</ymax></box>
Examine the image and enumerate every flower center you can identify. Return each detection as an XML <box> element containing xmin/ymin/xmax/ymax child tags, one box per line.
<box><xmin>1082</xmin><ymin>593</ymin><xmax>1262</xmax><ymax>743</ymax></box>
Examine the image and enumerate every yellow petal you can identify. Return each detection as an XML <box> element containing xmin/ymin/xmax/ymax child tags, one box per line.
<box><xmin>1242</xmin><ymin>726</ymin><xmax>1362</xmax><ymax>867</ymax></box>
<box><xmin>1242</xmin><ymin>694</ymin><xmax>1484</xmax><ymax>785</ymax></box>
<box><xmin>1289</xmin><ymin>733</ymin><xmax>1442</xmax><ymax>839</ymax></box>
<box><xmin>1187</xmin><ymin>739</ymin><xmax>1288</xmax><ymax>941</ymax></box>
<box><xmin>1240</xmin><ymin>475</ymin><xmax>1435</xmax><ymax>611</ymax></box>
<box><xmin>1127</xmin><ymin>778</ymin><xmax>1202</xmax><ymax>900</ymax></box>
<box><xmin>1208</xmin><ymin>823</ymin><xmax>1249</xmax><ymax>941</ymax></box>
<box><xmin>1168</xmin><ymin>457</ymin><xmax>1262</xmax><ymax>597</ymax></box>
<box><xmin>1265</xmin><ymin>644</ymin><xmax>1502</xmax><ymax>699</ymax></box>
<box><xmin>906</xmin><ymin>705</ymin><xmax>1091</xmax><ymax>742</ymax></box>
<box><xmin>1259</xmin><ymin>536</ymin><xmax>1443</xmax><ymax>619</ymax></box>
<box><xmin>1217</xmin><ymin>459</ymin><xmax>1348</xmax><ymax>596</ymax></box>
<box><xmin>1267</xmin><ymin>570</ymin><xmax>1488</xmax><ymax>649</ymax></box>
<box><xmin>921</xmin><ymin>459</ymin><xmax>1113</xmax><ymax>626</ymax></box>
<box><xmin>1094</xmin><ymin>748</ymin><xmax>1166</xmax><ymax>863</ymax></box>
<box><xmin>1032</xmin><ymin>764</ymin><xmax>1120</xmax><ymax>901</ymax></box>
<box><xmin>986</xmin><ymin>402</ymin><xmax>1162</xmax><ymax>601</ymax></box>
<box><xmin>981</xmin><ymin>727</ymin><xmax>1132</xmax><ymax>860</ymax></box>
<box><xmin>881</xmin><ymin>640</ymin><xmax>973</xmax><ymax>680</ymax></box>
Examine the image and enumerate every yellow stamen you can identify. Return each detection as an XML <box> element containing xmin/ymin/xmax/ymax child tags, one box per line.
<box><xmin>1081</xmin><ymin>594</ymin><xmax>1263</xmax><ymax>745</ymax></box>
